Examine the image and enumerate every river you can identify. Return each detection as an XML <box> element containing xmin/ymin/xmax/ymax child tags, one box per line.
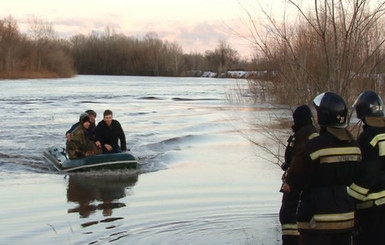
<box><xmin>0</xmin><ymin>75</ymin><xmax>288</xmax><ymax>244</ymax></box>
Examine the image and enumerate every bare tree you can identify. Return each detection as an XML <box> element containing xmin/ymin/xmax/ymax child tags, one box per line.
<box><xmin>27</xmin><ymin>15</ymin><xmax>56</xmax><ymax>72</ymax></box>
<box><xmin>239</xmin><ymin>0</ymin><xmax>385</xmax><ymax>105</ymax></box>
<box><xmin>28</xmin><ymin>15</ymin><xmax>55</xmax><ymax>41</ymax></box>
<box><xmin>230</xmin><ymin>0</ymin><xmax>385</xmax><ymax>166</ymax></box>
<box><xmin>205</xmin><ymin>40</ymin><xmax>241</xmax><ymax>76</ymax></box>
<box><xmin>0</xmin><ymin>16</ymin><xmax>20</xmax><ymax>73</ymax></box>
<box><xmin>165</xmin><ymin>41</ymin><xmax>184</xmax><ymax>76</ymax></box>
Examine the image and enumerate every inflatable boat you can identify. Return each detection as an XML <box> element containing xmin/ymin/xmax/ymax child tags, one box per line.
<box><xmin>43</xmin><ymin>146</ymin><xmax>138</xmax><ymax>172</ymax></box>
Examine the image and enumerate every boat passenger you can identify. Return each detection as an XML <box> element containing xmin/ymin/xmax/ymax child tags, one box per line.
<box><xmin>66</xmin><ymin>109</ymin><xmax>97</xmax><ymax>141</ymax></box>
<box><xmin>95</xmin><ymin>109</ymin><xmax>127</xmax><ymax>153</ymax></box>
<box><xmin>66</xmin><ymin>113</ymin><xmax>102</xmax><ymax>159</ymax></box>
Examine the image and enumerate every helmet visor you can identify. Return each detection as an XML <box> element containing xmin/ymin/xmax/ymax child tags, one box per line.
<box><xmin>352</xmin><ymin>92</ymin><xmax>364</xmax><ymax>109</ymax></box>
<box><xmin>313</xmin><ymin>92</ymin><xmax>326</xmax><ymax>107</ymax></box>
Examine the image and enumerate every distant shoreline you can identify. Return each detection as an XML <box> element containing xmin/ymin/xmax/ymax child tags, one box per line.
<box><xmin>0</xmin><ymin>70</ymin><xmax>267</xmax><ymax>80</ymax></box>
<box><xmin>0</xmin><ymin>71</ymin><xmax>65</xmax><ymax>80</ymax></box>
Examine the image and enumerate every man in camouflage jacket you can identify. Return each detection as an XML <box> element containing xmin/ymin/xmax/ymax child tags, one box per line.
<box><xmin>66</xmin><ymin>113</ymin><xmax>102</xmax><ymax>159</ymax></box>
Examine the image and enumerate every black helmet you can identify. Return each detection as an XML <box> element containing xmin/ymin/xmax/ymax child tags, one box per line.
<box><xmin>353</xmin><ymin>90</ymin><xmax>384</xmax><ymax>119</ymax></box>
<box><xmin>313</xmin><ymin>92</ymin><xmax>347</xmax><ymax>128</ymax></box>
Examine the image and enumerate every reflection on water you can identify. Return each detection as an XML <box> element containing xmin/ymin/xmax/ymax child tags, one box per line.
<box><xmin>66</xmin><ymin>172</ymin><xmax>138</xmax><ymax>227</ymax></box>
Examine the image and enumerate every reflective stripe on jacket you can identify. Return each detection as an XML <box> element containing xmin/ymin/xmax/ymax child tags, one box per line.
<box><xmin>348</xmin><ymin>125</ymin><xmax>385</xmax><ymax>209</ymax></box>
<box><xmin>282</xmin><ymin>223</ymin><xmax>300</xmax><ymax>236</ymax></box>
<box><xmin>297</xmin><ymin>127</ymin><xmax>360</xmax><ymax>232</ymax></box>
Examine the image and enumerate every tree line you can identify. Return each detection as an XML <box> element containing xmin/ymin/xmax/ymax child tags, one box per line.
<box><xmin>0</xmin><ymin>16</ymin><xmax>75</xmax><ymax>78</ymax></box>
<box><xmin>0</xmin><ymin>16</ymin><xmax>254</xmax><ymax>79</ymax></box>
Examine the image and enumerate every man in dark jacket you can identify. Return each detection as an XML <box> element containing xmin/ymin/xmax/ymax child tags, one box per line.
<box><xmin>279</xmin><ymin>105</ymin><xmax>318</xmax><ymax>245</ymax></box>
<box><xmin>348</xmin><ymin>90</ymin><xmax>385</xmax><ymax>245</ymax></box>
<box><xmin>292</xmin><ymin>92</ymin><xmax>360</xmax><ymax>245</ymax></box>
<box><xmin>95</xmin><ymin>109</ymin><xmax>127</xmax><ymax>153</ymax></box>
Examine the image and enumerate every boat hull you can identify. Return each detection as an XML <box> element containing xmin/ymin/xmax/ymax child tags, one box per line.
<box><xmin>43</xmin><ymin>146</ymin><xmax>138</xmax><ymax>172</ymax></box>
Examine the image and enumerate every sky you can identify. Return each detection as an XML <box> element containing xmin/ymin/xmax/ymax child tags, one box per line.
<box><xmin>0</xmin><ymin>0</ymin><xmax>274</xmax><ymax>59</ymax></box>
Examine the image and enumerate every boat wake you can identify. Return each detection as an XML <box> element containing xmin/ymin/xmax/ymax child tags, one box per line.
<box><xmin>0</xmin><ymin>153</ymin><xmax>53</xmax><ymax>173</ymax></box>
<box><xmin>131</xmin><ymin>134</ymin><xmax>207</xmax><ymax>173</ymax></box>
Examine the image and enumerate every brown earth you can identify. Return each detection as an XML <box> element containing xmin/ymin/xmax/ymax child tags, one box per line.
<box><xmin>0</xmin><ymin>71</ymin><xmax>67</xmax><ymax>79</ymax></box>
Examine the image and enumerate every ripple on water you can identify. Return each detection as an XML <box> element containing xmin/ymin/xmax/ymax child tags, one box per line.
<box><xmin>0</xmin><ymin>76</ymin><xmax>285</xmax><ymax>245</ymax></box>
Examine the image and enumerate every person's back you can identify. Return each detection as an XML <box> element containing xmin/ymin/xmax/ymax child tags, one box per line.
<box><xmin>348</xmin><ymin>90</ymin><xmax>385</xmax><ymax>244</ymax></box>
<box><xmin>297</xmin><ymin>128</ymin><xmax>359</xmax><ymax>231</ymax></box>
<box><xmin>296</xmin><ymin>92</ymin><xmax>360</xmax><ymax>245</ymax></box>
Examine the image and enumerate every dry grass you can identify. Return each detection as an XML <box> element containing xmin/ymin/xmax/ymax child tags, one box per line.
<box><xmin>0</xmin><ymin>71</ymin><xmax>73</xmax><ymax>79</ymax></box>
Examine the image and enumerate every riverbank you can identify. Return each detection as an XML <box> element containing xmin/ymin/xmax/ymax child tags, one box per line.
<box><xmin>0</xmin><ymin>71</ymin><xmax>72</xmax><ymax>79</ymax></box>
<box><xmin>0</xmin><ymin>70</ymin><xmax>267</xmax><ymax>80</ymax></box>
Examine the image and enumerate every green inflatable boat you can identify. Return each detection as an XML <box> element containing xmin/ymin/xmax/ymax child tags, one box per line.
<box><xmin>43</xmin><ymin>146</ymin><xmax>138</xmax><ymax>172</ymax></box>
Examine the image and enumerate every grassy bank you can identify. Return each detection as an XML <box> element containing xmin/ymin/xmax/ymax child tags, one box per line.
<box><xmin>0</xmin><ymin>71</ymin><xmax>73</xmax><ymax>79</ymax></box>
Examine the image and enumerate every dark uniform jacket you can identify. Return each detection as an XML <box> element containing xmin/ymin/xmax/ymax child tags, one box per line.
<box><xmin>280</xmin><ymin>124</ymin><xmax>318</xmax><ymax>236</ymax></box>
<box><xmin>348</xmin><ymin>118</ymin><xmax>385</xmax><ymax>209</ymax></box>
<box><xmin>285</xmin><ymin>125</ymin><xmax>319</xmax><ymax>187</ymax></box>
<box><xmin>95</xmin><ymin>119</ymin><xmax>127</xmax><ymax>153</ymax></box>
<box><xmin>295</xmin><ymin>127</ymin><xmax>361</xmax><ymax>233</ymax></box>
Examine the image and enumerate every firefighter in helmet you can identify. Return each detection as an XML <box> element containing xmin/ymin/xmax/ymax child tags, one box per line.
<box><xmin>348</xmin><ymin>90</ymin><xmax>385</xmax><ymax>245</ymax></box>
<box><xmin>293</xmin><ymin>92</ymin><xmax>360</xmax><ymax>245</ymax></box>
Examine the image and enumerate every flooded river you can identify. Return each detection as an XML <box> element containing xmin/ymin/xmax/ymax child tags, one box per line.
<box><xmin>0</xmin><ymin>75</ymin><xmax>288</xmax><ymax>244</ymax></box>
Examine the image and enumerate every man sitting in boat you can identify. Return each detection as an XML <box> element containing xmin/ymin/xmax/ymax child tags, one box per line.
<box><xmin>66</xmin><ymin>113</ymin><xmax>102</xmax><ymax>159</ymax></box>
<box><xmin>95</xmin><ymin>109</ymin><xmax>127</xmax><ymax>153</ymax></box>
<box><xmin>66</xmin><ymin>109</ymin><xmax>97</xmax><ymax>142</ymax></box>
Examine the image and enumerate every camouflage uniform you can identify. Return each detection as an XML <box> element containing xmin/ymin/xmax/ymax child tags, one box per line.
<box><xmin>66</xmin><ymin>125</ymin><xmax>102</xmax><ymax>159</ymax></box>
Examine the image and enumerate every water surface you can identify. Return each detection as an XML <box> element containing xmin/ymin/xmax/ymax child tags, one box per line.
<box><xmin>0</xmin><ymin>76</ymin><xmax>287</xmax><ymax>244</ymax></box>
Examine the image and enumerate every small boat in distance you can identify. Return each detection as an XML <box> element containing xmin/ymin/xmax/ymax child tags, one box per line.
<box><xmin>43</xmin><ymin>146</ymin><xmax>138</xmax><ymax>172</ymax></box>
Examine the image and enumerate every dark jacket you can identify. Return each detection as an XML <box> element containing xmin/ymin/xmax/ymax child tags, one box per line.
<box><xmin>348</xmin><ymin>118</ymin><xmax>385</xmax><ymax>209</ymax></box>
<box><xmin>285</xmin><ymin>124</ymin><xmax>319</xmax><ymax>187</ymax></box>
<box><xmin>95</xmin><ymin>119</ymin><xmax>127</xmax><ymax>153</ymax></box>
<box><xmin>296</xmin><ymin>127</ymin><xmax>361</xmax><ymax>233</ymax></box>
<box><xmin>280</xmin><ymin>124</ymin><xmax>318</xmax><ymax>237</ymax></box>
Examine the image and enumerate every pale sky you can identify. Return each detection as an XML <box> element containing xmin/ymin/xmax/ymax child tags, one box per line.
<box><xmin>0</xmin><ymin>0</ymin><xmax>276</xmax><ymax>58</ymax></box>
